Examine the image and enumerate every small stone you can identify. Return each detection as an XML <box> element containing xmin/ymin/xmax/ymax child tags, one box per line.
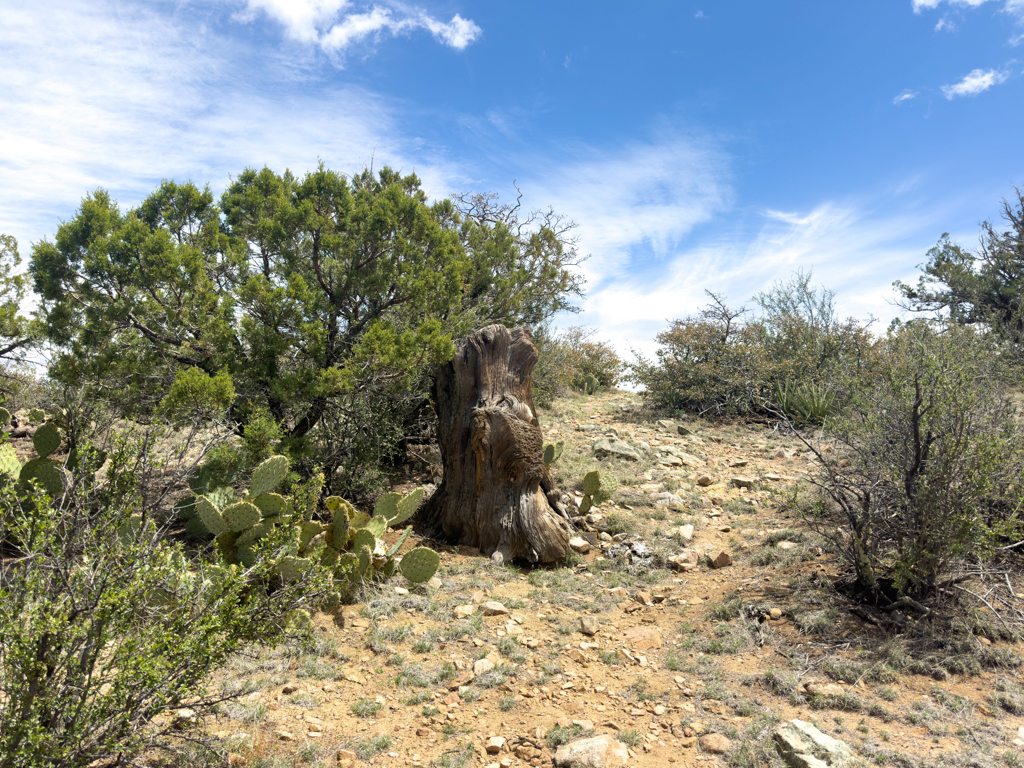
<box><xmin>636</xmin><ymin>590</ymin><xmax>653</xmax><ymax>606</ymax></box>
<box><xmin>777</xmin><ymin>541</ymin><xmax>799</xmax><ymax>550</ymax></box>
<box><xmin>569</xmin><ymin>536</ymin><xmax>591</xmax><ymax>554</ymax></box>
<box><xmin>698</xmin><ymin>733</ymin><xmax>731</xmax><ymax>754</ymax></box>
<box><xmin>474</xmin><ymin>658</ymin><xmax>496</xmax><ymax>677</ymax></box>
<box><xmin>427</xmin><ymin>577</ymin><xmax>443</xmax><ymax>589</ymax></box>
<box><xmin>580</xmin><ymin>616</ymin><xmax>600</xmax><ymax>636</ymax></box>
<box><xmin>554</xmin><ymin>733</ymin><xmax>629</xmax><ymax>767</ymax></box>
<box><xmin>394</xmin><ymin>586</ymin><xmax>409</xmax><ymax>595</ymax></box>
<box><xmin>679</xmin><ymin>524</ymin><xmax>694</xmax><ymax>541</ymax></box>
<box><xmin>624</xmin><ymin>626</ymin><xmax>664</xmax><ymax>650</ymax></box>
<box><xmin>282</xmin><ymin>684</ymin><xmax>300</xmax><ymax>694</ymax></box>
<box><xmin>731</xmin><ymin>476</ymin><xmax>756</xmax><ymax>489</ymax></box>
<box><xmin>276</xmin><ymin>730</ymin><xmax>296</xmax><ymax>742</ymax></box>
<box><xmin>803</xmin><ymin>682</ymin><xmax>846</xmax><ymax>697</ymax></box>
<box><xmin>769</xmin><ymin>608</ymin><xmax>783</xmax><ymax>620</ymax></box>
<box><xmin>455</xmin><ymin>604</ymin><xmax>477</xmax><ymax>618</ymax></box>
<box><xmin>599</xmin><ymin>532</ymin><xmax>612</xmax><ymax>542</ymax></box>
<box><xmin>677</xmin><ymin>424</ymin><xmax>696</xmax><ymax>436</ymax></box>
<box><xmin>485</xmin><ymin>736</ymin><xmax>507</xmax><ymax>754</ymax></box>
<box><xmin>573</xmin><ymin>719</ymin><xmax>595</xmax><ymax>730</ymax></box>
<box><xmin>337</xmin><ymin>748</ymin><xmax>357</xmax><ymax>764</ymax></box>
<box><xmin>710</xmin><ymin>551</ymin><xmax>732</xmax><ymax>568</ymax></box>
<box><xmin>416</xmin><ymin>728</ymin><xmax>431</xmax><ymax>737</ymax></box>
<box><xmin>978</xmin><ymin>636</ymin><xmax>992</xmax><ymax>646</ymax></box>
<box><xmin>481</xmin><ymin>600</ymin><xmax>511</xmax><ymax>616</ymax></box>
<box><xmin>697</xmin><ymin>475</ymin><xmax>713</xmax><ymax>487</ymax></box>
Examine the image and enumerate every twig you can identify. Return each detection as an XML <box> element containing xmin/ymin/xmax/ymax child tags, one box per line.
<box><xmin>1006</xmin><ymin>573</ymin><xmax>1018</xmax><ymax>599</ymax></box>
<box><xmin>954</xmin><ymin>585</ymin><xmax>1013</xmax><ymax>634</ymax></box>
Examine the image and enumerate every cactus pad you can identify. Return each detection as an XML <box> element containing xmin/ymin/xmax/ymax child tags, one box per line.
<box><xmin>185</xmin><ymin>516</ymin><xmax>211</xmax><ymax>538</ymax></box>
<box><xmin>174</xmin><ymin>495</ymin><xmax>198</xmax><ymax>521</ymax></box>
<box><xmin>196</xmin><ymin>496</ymin><xmax>229</xmax><ymax>536</ymax></box>
<box><xmin>332</xmin><ymin>512</ymin><xmax>349</xmax><ymax>549</ymax></box>
<box><xmin>390</xmin><ymin>488</ymin><xmax>424</xmax><ymax>525</ymax></box>
<box><xmin>28</xmin><ymin>408</ymin><xmax>45</xmax><ymax>424</ymax></box>
<box><xmin>399</xmin><ymin>547</ymin><xmax>440</xmax><ymax>584</ymax></box>
<box><xmin>352</xmin><ymin>528</ymin><xmax>376</xmax><ymax>553</ymax></box>
<box><xmin>320</xmin><ymin>546</ymin><xmax>339</xmax><ymax>567</ymax></box>
<box><xmin>373</xmin><ymin>492</ymin><xmax>401</xmax><ymax>520</ymax></box>
<box><xmin>33</xmin><ymin>422</ymin><xmax>61</xmax><ymax>459</ymax></box>
<box><xmin>365</xmin><ymin>516</ymin><xmax>387</xmax><ymax>538</ymax></box>
<box><xmin>579</xmin><ymin>496</ymin><xmax>592</xmax><ymax>515</ymax></box>
<box><xmin>276</xmin><ymin>555</ymin><xmax>310</xmax><ymax>583</ymax></box>
<box><xmin>0</xmin><ymin>407</ymin><xmax>10</xmax><ymax>428</ymax></box>
<box><xmin>349</xmin><ymin>512</ymin><xmax>370</xmax><ymax>529</ymax></box>
<box><xmin>543</xmin><ymin>441</ymin><xmax>564</xmax><ymax>465</ymax></box>
<box><xmin>253</xmin><ymin>492</ymin><xmax>286</xmax><ymax>517</ymax></box>
<box><xmin>582</xmin><ymin>470</ymin><xmax>602</xmax><ymax>497</ymax></box>
<box><xmin>355</xmin><ymin>544</ymin><xmax>372</xmax><ymax>574</ymax></box>
<box><xmin>236</xmin><ymin>545</ymin><xmax>257</xmax><ymax>568</ymax></box>
<box><xmin>592</xmin><ymin>474</ymin><xmax>619</xmax><ymax>504</ymax></box>
<box><xmin>0</xmin><ymin>444</ymin><xmax>21</xmax><ymax>481</ymax></box>
<box><xmin>221</xmin><ymin>501</ymin><xmax>262</xmax><ymax>532</ymax></box>
<box><xmin>387</xmin><ymin>525</ymin><xmax>412</xmax><ymax>557</ymax></box>
<box><xmin>298</xmin><ymin>521</ymin><xmax>323</xmax><ymax>550</ymax></box>
<box><xmin>20</xmin><ymin>459</ymin><xmax>67</xmax><ymax>497</ymax></box>
<box><xmin>206</xmin><ymin>486</ymin><xmax>237</xmax><ymax>510</ymax></box>
<box><xmin>236</xmin><ymin>520</ymin><xmax>275</xmax><ymax>549</ymax></box>
<box><xmin>249</xmin><ymin>455</ymin><xmax>288</xmax><ymax>497</ymax></box>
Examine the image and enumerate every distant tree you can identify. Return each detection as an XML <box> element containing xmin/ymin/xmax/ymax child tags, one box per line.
<box><xmin>30</xmin><ymin>166</ymin><xmax>582</xmax><ymax>495</ymax></box>
<box><xmin>895</xmin><ymin>186</ymin><xmax>1024</xmax><ymax>357</ymax></box>
<box><xmin>0</xmin><ymin>234</ymin><xmax>38</xmax><ymax>370</ymax></box>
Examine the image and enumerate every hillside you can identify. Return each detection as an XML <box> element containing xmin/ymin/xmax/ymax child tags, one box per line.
<box><xmin>175</xmin><ymin>390</ymin><xmax>1024</xmax><ymax>768</ymax></box>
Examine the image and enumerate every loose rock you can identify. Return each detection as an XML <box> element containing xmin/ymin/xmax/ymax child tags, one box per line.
<box><xmin>554</xmin><ymin>733</ymin><xmax>629</xmax><ymax>768</ymax></box>
<box><xmin>711</xmin><ymin>551</ymin><xmax>733</xmax><ymax>568</ymax></box>
<box><xmin>773</xmin><ymin>719</ymin><xmax>862</xmax><ymax>767</ymax></box>
<box><xmin>580</xmin><ymin>615</ymin><xmax>600</xmax><ymax>636</ymax></box>
<box><xmin>569</xmin><ymin>536</ymin><xmax>591</xmax><ymax>554</ymax></box>
<box><xmin>480</xmin><ymin>600</ymin><xmax>510</xmax><ymax>616</ymax></box>
<box><xmin>698</xmin><ymin>733</ymin><xmax>732</xmax><ymax>754</ymax></box>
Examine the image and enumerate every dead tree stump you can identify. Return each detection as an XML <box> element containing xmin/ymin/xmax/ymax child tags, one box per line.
<box><xmin>421</xmin><ymin>325</ymin><xmax>571</xmax><ymax>563</ymax></box>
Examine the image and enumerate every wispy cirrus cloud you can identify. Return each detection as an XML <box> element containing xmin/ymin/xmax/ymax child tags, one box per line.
<box><xmin>235</xmin><ymin>0</ymin><xmax>481</xmax><ymax>55</ymax></box>
<box><xmin>893</xmin><ymin>89</ymin><xmax>918</xmax><ymax>104</ymax></box>
<box><xmin>941</xmin><ymin>67</ymin><xmax>1010</xmax><ymax>97</ymax></box>
<box><xmin>912</xmin><ymin>0</ymin><xmax>1024</xmax><ymax>20</ymax></box>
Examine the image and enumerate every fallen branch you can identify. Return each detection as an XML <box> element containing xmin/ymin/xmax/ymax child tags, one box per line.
<box><xmin>954</xmin><ymin>585</ymin><xmax>1013</xmax><ymax>634</ymax></box>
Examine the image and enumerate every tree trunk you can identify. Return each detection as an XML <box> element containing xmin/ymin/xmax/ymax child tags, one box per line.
<box><xmin>422</xmin><ymin>325</ymin><xmax>571</xmax><ymax>563</ymax></box>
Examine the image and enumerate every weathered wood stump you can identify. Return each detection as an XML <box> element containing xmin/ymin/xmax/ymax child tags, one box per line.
<box><xmin>421</xmin><ymin>325</ymin><xmax>571</xmax><ymax>563</ymax></box>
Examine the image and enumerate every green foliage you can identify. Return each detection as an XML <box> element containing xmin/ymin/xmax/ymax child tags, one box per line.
<box><xmin>31</xmin><ymin>168</ymin><xmax>583</xmax><ymax>497</ymax></box>
<box><xmin>542</xmin><ymin>440</ymin><xmax>563</xmax><ymax>469</ymax></box>
<box><xmin>895</xmin><ymin>187</ymin><xmax>1024</xmax><ymax>360</ymax></box>
<box><xmin>773</xmin><ymin>381</ymin><xmax>839</xmax><ymax>426</ymax></box>
<box><xmin>532</xmin><ymin>325</ymin><xmax>622</xmax><ymax>407</ymax></box>
<box><xmin>0</xmin><ymin>434</ymin><xmax>327</xmax><ymax>768</ymax></box>
<box><xmin>579</xmin><ymin>469</ymin><xmax>618</xmax><ymax>514</ymax></box>
<box><xmin>158</xmin><ymin>367</ymin><xmax>235</xmax><ymax>422</ymax></box>
<box><xmin>0</xmin><ymin>234</ymin><xmax>38</xmax><ymax>369</ymax></box>
<box><xmin>32</xmin><ymin>421</ymin><xmax>61</xmax><ymax>458</ymax></box>
<box><xmin>803</xmin><ymin>322</ymin><xmax>1024</xmax><ymax>597</ymax></box>
<box><xmin>630</xmin><ymin>278</ymin><xmax>875</xmax><ymax>417</ymax></box>
<box><xmin>27</xmin><ymin>408</ymin><xmax>45</xmax><ymax>424</ymax></box>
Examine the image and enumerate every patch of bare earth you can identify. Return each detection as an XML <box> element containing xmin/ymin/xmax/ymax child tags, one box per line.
<box><xmin>174</xmin><ymin>391</ymin><xmax>1024</xmax><ymax>768</ymax></box>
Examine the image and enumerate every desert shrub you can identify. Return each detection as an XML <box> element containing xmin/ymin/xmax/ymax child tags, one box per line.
<box><xmin>630</xmin><ymin>274</ymin><xmax>875</xmax><ymax>418</ymax></box>
<box><xmin>533</xmin><ymin>325</ymin><xmax>624</xmax><ymax>406</ymax></box>
<box><xmin>0</xmin><ymin>431</ymin><xmax>329</xmax><ymax>768</ymax></box>
<box><xmin>799</xmin><ymin>322</ymin><xmax>1024</xmax><ymax>598</ymax></box>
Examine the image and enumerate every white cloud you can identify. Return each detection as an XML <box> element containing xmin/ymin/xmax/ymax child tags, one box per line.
<box><xmin>912</xmin><ymin>0</ymin><xmax>1024</xmax><ymax>18</ymax></box>
<box><xmin>237</xmin><ymin>0</ymin><xmax>481</xmax><ymax>55</ymax></box>
<box><xmin>575</xmin><ymin>200</ymin><xmax>934</xmax><ymax>362</ymax></box>
<box><xmin>935</xmin><ymin>16</ymin><xmax>956</xmax><ymax>30</ymax></box>
<box><xmin>0</xmin><ymin>1</ymin><xmax>473</xmax><ymax>252</ymax></box>
<box><xmin>523</xmin><ymin>132</ymin><xmax>731</xmax><ymax>286</ymax></box>
<box><xmin>695</xmin><ymin>10</ymin><xmax>706</xmax><ymax>18</ymax></box>
<box><xmin>941</xmin><ymin>67</ymin><xmax>1009</xmax><ymax>97</ymax></box>
<box><xmin>893</xmin><ymin>89</ymin><xmax>918</xmax><ymax>104</ymax></box>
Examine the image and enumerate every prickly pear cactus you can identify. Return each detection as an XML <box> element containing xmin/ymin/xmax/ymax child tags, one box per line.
<box><xmin>390</xmin><ymin>487</ymin><xmax>424</xmax><ymax>526</ymax></box>
<box><xmin>580</xmin><ymin>469</ymin><xmax>617</xmax><ymax>513</ymax></box>
<box><xmin>277</xmin><ymin>555</ymin><xmax>310</xmax><ymax>583</ymax></box>
<box><xmin>253</xmin><ymin>492</ymin><xmax>286</xmax><ymax>517</ymax></box>
<box><xmin>33</xmin><ymin>422</ymin><xmax>61</xmax><ymax>459</ymax></box>
<box><xmin>249</xmin><ymin>455</ymin><xmax>289</xmax><ymax>498</ymax></box>
<box><xmin>373</xmin><ymin>492</ymin><xmax>401</xmax><ymax>520</ymax></box>
<box><xmin>0</xmin><ymin>444</ymin><xmax>21</xmax><ymax>482</ymax></box>
<box><xmin>543</xmin><ymin>441</ymin><xmax>563</xmax><ymax>467</ymax></box>
<box><xmin>196</xmin><ymin>497</ymin><xmax>228</xmax><ymax>536</ymax></box>
<box><xmin>27</xmin><ymin>408</ymin><xmax>45</xmax><ymax>424</ymax></box>
<box><xmin>222</xmin><ymin>501</ymin><xmax>262</xmax><ymax>533</ymax></box>
<box><xmin>0</xmin><ymin>408</ymin><xmax>10</xmax><ymax>429</ymax></box>
<box><xmin>399</xmin><ymin>547</ymin><xmax>440</xmax><ymax>584</ymax></box>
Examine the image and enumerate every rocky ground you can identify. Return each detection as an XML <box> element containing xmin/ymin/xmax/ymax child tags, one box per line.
<box><xmin>172</xmin><ymin>391</ymin><xmax>1024</xmax><ymax>768</ymax></box>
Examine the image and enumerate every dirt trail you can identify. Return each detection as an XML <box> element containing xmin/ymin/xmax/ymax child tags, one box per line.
<box><xmin>201</xmin><ymin>391</ymin><xmax>1024</xmax><ymax>768</ymax></box>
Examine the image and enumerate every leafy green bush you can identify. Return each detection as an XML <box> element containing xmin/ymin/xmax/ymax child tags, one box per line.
<box><xmin>801</xmin><ymin>322</ymin><xmax>1024</xmax><ymax>598</ymax></box>
<box><xmin>0</xmin><ymin>432</ymin><xmax>328</xmax><ymax>768</ymax></box>
<box><xmin>532</xmin><ymin>325</ymin><xmax>624</xmax><ymax>407</ymax></box>
<box><xmin>630</xmin><ymin>275</ymin><xmax>875</xmax><ymax>417</ymax></box>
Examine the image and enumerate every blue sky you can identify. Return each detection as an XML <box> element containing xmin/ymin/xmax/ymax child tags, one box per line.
<box><xmin>2</xmin><ymin>1</ymin><xmax>1023</xmax><ymax>357</ymax></box>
